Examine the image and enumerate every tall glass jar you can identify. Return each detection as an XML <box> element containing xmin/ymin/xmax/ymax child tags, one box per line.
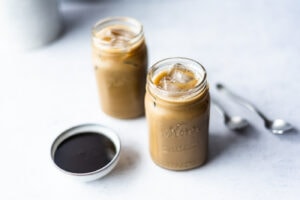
<box><xmin>92</xmin><ymin>17</ymin><xmax>148</xmax><ymax>119</ymax></box>
<box><xmin>145</xmin><ymin>57</ymin><xmax>210</xmax><ymax>170</ymax></box>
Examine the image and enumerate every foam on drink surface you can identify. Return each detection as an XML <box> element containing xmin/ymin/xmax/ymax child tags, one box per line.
<box><xmin>153</xmin><ymin>63</ymin><xmax>199</xmax><ymax>93</ymax></box>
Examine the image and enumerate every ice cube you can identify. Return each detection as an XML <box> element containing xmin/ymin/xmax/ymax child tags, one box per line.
<box><xmin>100</xmin><ymin>28</ymin><xmax>135</xmax><ymax>47</ymax></box>
<box><xmin>158</xmin><ymin>76</ymin><xmax>181</xmax><ymax>92</ymax></box>
<box><xmin>156</xmin><ymin>63</ymin><xmax>198</xmax><ymax>92</ymax></box>
<box><xmin>111</xmin><ymin>29</ymin><xmax>135</xmax><ymax>39</ymax></box>
<box><xmin>168</xmin><ymin>63</ymin><xmax>194</xmax><ymax>84</ymax></box>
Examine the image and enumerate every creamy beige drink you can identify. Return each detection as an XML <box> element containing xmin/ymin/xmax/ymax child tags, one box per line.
<box><xmin>92</xmin><ymin>17</ymin><xmax>148</xmax><ymax>118</ymax></box>
<box><xmin>145</xmin><ymin>58</ymin><xmax>210</xmax><ymax>170</ymax></box>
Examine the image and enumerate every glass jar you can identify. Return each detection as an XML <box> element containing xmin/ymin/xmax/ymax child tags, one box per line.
<box><xmin>145</xmin><ymin>57</ymin><xmax>210</xmax><ymax>170</ymax></box>
<box><xmin>92</xmin><ymin>17</ymin><xmax>148</xmax><ymax>118</ymax></box>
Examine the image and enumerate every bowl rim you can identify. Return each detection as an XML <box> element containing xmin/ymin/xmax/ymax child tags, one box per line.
<box><xmin>50</xmin><ymin>123</ymin><xmax>121</xmax><ymax>179</ymax></box>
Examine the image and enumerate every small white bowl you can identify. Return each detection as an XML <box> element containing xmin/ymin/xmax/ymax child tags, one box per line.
<box><xmin>50</xmin><ymin>124</ymin><xmax>121</xmax><ymax>182</ymax></box>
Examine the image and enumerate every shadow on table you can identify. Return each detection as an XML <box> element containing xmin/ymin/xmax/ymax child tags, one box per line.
<box><xmin>208</xmin><ymin>132</ymin><xmax>236</xmax><ymax>163</ymax></box>
<box><xmin>112</xmin><ymin>145</ymin><xmax>140</xmax><ymax>174</ymax></box>
<box><xmin>208</xmin><ymin>125</ymin><xmax>260</xmax><ymax>163</ymax></box>
<box><xmin>277</xmin><ymin>127</ymin><xmax>300</xmax><ymax>142</ymax></box>
<box><xmin>88</xmin><ymin>145</ymin><xmax>140</xmax><ymax>184</ymax></box>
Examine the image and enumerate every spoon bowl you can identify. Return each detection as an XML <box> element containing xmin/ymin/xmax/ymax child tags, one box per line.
<box><xmin>266</xmin><ymin>119</ymin><xmax>294</xmax><ymax>134</ymax></box>
<box><xmin>212</xmin><ymin>101</ymin><xmax>249</xmax><ymax>131</ymax></box>
<box><xmin>226</xmin><ymin>116</ymin><xmax>249</xmax><ymax>131</ymax></box>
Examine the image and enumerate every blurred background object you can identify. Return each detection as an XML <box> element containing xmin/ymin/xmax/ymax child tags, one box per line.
<box><xmin>0</xmin><ymin>0</ymin><xmax>62</xmax><ymax>51</ymax></box>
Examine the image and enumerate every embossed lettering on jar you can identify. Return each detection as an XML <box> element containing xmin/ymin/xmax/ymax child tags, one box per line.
<box><xmin>92</xmin><ymin>17</ymin><xmax>148</xmax><ymax>118</ymax></box>
<box><xmin>145</xmin><ymin>57</ymin><xmax>210</xmax><ymax>170</ymax></box>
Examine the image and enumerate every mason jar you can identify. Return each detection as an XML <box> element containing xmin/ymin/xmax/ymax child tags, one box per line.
<box><xmin>145</xmin><ymin>57</ymin><xmax>210</xmax><ymax>170</ymax></box>
<box><xmin>92</xmin><ymin>17</ymin><xmax>148</xmax><ymax>119</ymax></box>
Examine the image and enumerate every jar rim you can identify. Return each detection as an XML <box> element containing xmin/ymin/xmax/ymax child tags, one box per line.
<box><xmin>147</xmin><ymin>57</ymin><xmax>207</xmax><ymax>101</ymax></box>
<box><xmin>92</xmin><ymin>16</ymin><xmax>144</xmax><ymax>50</ymax></box>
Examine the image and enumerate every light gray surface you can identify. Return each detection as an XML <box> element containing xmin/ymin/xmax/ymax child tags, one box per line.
<box><xmin>0</xmin><ymin>0</ymin><xmax>299</xmax><ymax>199</ymax></box>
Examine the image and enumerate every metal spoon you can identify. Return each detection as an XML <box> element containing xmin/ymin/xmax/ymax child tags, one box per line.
<box><xmin>212</xmin><ymin>100</ymin><xmax>249</xmax><ymax>131</ymax></box>
<box><xmin>216</xmin><ymin>83</ymin><xmax>295</xmax><ymax>134</ymax></box>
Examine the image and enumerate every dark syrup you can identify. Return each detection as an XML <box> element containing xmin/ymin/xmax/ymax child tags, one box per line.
<box><xmin>54</xmin><ymin>132</ymin><xmax>116</xmax><ymax>173</ymax></box>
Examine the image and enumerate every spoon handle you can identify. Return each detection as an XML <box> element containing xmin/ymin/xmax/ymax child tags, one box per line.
<box><xmin>216</xmin><ymin>83</ymin><xmax>270</xmax><ymax>122</ymax></box>
<box><xmin>211</xmin><ymin>99</ymin><xmax>230</xmax><ymax>121</ymax></box>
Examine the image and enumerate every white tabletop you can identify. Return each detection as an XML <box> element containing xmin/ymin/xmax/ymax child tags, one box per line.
<box><xmin>1</xmin><ymin>0</ymin><xmax>300</xmax><ymax>199</ymax></box>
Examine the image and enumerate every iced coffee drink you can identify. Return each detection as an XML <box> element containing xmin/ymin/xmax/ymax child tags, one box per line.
<box><xmin>92</xmin><ymin>17</ymin><xmax>148</xmax><ymax>118</ymax></box>
<box><xmin>145</xmin><ymin>57</ymin><xmax>210</xmax><ymax>170</ymax></box>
